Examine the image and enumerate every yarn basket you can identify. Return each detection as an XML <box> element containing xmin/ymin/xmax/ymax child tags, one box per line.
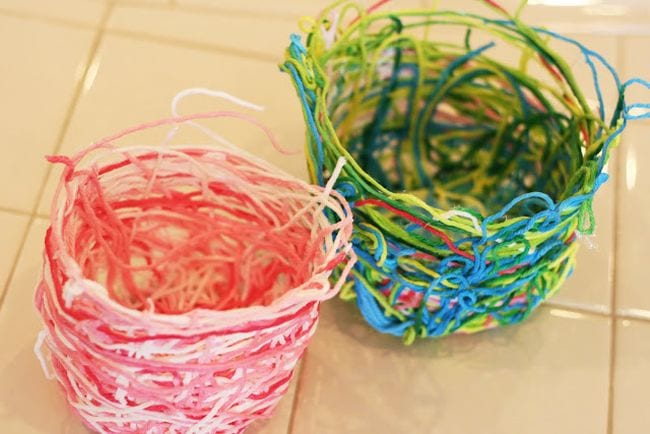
<box><xmin>282</xmin><ymin>0</ymin><xmax>650</xmax><ymax>344</ymax></box>
<box><xmin>34</xmin><ymin>101</ymin><xmax>355</xmax><ymax>433</ymax></box>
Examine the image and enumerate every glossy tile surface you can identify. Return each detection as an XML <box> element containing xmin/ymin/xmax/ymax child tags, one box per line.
<box><xmin>0</xmin><ymin>212</ymin><xmax>30</xmax><ymax>298</ymax></box>
<box><xmin>1</xmin><ymin>1</ymin><xmax>650</xmax><ymax>433</ymax></box>
<box><xmin>37</xmin><ymin>33</ymin><xmax>308</xmax><ymax>215</ymax></box>
<box><xmin>617</xmin><ymin>123</ymin><xmax>650</xmax><ymax>317</ymax></box>
<box><xmin>177</xmin><ymin>0</ymin><xmax>424</xmax><ymax>19</ymax></box>
<box><xmin>107</xmin><ymin>4</ymin><xmax>295</xmax><ymax>59</ymax></box>
<box><xmin>0</xmin><ymin>0</ymin><xmax>105</xmax><ymax>26</ymax></box>
<box><xmin>613</xmin><ymin>319</ymin><xmax>650</xmax><ymax>434</ymax></box>
<box><xmin>292</xmin><ymin>302</ymin><xmax>611</xmax><ymax>434</ymax></box>
<box><xmin>623</xmin><ymin>37</ymin><xmax>650</xmax><ymax>105</ymax></box>
<box><xmin>0</xmin><ymin>15</ymin><xmax>95</xmax><ymax>212</ymax></box>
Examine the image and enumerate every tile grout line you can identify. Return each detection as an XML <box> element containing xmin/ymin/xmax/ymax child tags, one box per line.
<box><xmin>9</xmin><ymin>12</ymin><xmax>650</xmax><ymax>119</ymax></box>
<box><xmin>0</xmin><ymin>1</ymin><xmax>115</xmax><ymax>313</ymax></box>
<box><xmin>0</xmin><ymin>206</ymin><xmax>32</xmax><ymax>218</ymax></box>
<box><xmin>605</xmin><ymin>149</ymin><xmax>620</xmax><ymax>434</ymax></box>
<box><xmin>94</xmin><ymin>0</ymin><xmax>650</xmax><ymax>43</ymax></box>
<box><xmin>0</xmin><ymin>6</ymin><xmax>96</xmax><ymax>30</ymax></box>
<box><xmin>116</xmin><ymin>0</ymin><xmax>298</xmax><ymax>22</ymax></box>
<box><xmin>0</xmin><ymin>3</ymin><xmax>293</xmax><ymax>64</ymax></box>
<box><xmin>544</xmin><ymin>301</ymin><xmax>610</xmax><ymax>318</ymax></box>
<box><xmin>605</xmin><ymin>34</ymin><xmax>625</xmax><ymax>434</ymax></box>
<box><xmin>0</xmin><ymin>217</ymin><xmax>32</xmax><ymax>306</ymax></box>
<box><xmin>29</xmin><ymin>0</ymin><xmax>115</xmax><ymax>207</ymax></box>
<box><xmin>615</xmin><ymin>309</ymin><xmax>650</xmax><ymax>323</ymax></box>
<box><xmin>105</xmin><ymin>28</ymin><xmax>279</xmax><ymax>63</ymax></box>
<box><xmin>543</xmin><ymin>301</ymin><xmax>650</xmax><ymax>324</ymax></box>
<box><xmin>605</xmin><ymin>141</ymin><xmax>621</xmax><ymax>434</ymax></box>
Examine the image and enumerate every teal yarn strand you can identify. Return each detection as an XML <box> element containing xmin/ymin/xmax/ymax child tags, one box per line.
<box><xmin>282</xmin><ymin>0</ymin><xmax>648</xmax><ymax>344</ymax></box>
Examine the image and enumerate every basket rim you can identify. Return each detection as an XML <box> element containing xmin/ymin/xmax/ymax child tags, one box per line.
<box><xmin>282</xmin><ymin>4</ymin><xmax>627</xmax><ymax>236</ymax></box>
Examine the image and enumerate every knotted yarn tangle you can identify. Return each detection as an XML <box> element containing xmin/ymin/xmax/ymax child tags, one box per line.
<box><xmin>35</xmin><ymin>107</ymin><xmax>355</xmax><ymax>433</ymax></box>
<box><xmin>282</xmin><ymin>0</ymin><xmax>650</xmax><ymax>344</ymax></box>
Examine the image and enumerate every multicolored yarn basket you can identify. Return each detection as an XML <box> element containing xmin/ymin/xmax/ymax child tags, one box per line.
<box><xmin>282</xmin><ymin>0</ymin><xmax>650</xmax><ymax>344</ymax></box>
<box><xmin>34</xmin><ymin>97</ymin><xmax>355</xmax><ymax>433</ymax></box>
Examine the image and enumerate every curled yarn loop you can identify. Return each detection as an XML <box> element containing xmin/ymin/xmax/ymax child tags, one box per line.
<box><xmin>282</xmin><ymin>0</ymin><xmax>646</xmax><ymax>343</ymax></box>
<box><xmin>35</xmin><ymin>104</ymin><xmax>355</xmax><ymax>433</ymax></box>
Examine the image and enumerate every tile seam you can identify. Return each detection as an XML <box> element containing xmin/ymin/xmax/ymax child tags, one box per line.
<box><xmin>0</xmin><ymin>1</ymin><xmax>115</xmax><ymax>313</ymax></box>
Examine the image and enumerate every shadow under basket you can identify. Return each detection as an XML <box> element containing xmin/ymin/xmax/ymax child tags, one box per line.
<box><xmin>281</xmin><ymin>1</ymin><xmax>640</xmax><ymax>344</ymax></box>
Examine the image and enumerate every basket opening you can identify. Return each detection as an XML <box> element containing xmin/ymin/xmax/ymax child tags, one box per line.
<box><xmin>63</xmin><ymin>150</ymin><xmax>322</xmax><ymax>314</ymax></box>
<box><xmin>324</xmin><ymin>31</ymin><xmax>586</xmax><ymax>216</ymax></box>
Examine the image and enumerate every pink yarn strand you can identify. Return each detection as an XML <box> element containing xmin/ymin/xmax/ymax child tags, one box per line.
<box><xmin>35</xmin><ymin>108</ymin><xmax>355</xmax><ymax>434</ymax></box>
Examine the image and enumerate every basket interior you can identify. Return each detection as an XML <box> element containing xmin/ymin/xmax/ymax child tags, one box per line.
<box><xmin>324</xmin><ymin>17</ymin><xmax>595</xmax><ymax>216</ymax></box>
<box><xmin>61</xmin><ymin>150</ymin><xmax>323</xmax><ymax>314</ymax></box>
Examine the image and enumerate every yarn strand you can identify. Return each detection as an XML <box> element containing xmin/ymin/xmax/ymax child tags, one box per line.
<box><xmin>36</xmin><ymin>101</ymin><xmax>355</xmax><ymax>432</ymax></box>
<box><xmin>281</xmin><ymin>0</ymin><xmax>644</xmax><ymax>343</ymax></box>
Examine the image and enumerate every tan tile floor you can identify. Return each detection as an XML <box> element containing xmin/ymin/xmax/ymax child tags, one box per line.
<box><xmin>0</xmin><ymin>1</ymin><xmax>649</xmax><ymax>433</ymax></box>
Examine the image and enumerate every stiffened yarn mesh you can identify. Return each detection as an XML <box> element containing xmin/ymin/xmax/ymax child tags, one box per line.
<box><xmin>35</xmin><ymin>111</ymin><xmax>355</xmax><ymax>433</ymax></box>
<box><xmin>282</xmin><ymin>0</ymin><xmax>647</xmax><ymax>343</ymax></box>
